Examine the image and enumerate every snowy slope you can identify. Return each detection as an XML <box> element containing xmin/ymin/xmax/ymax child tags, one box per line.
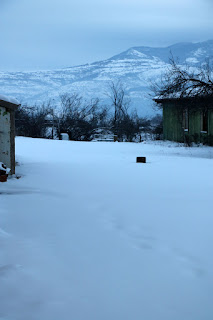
<box><xmin>0</xmin><ymin>40</ymin><xmax>212</xmax><ymax>116</ymax></box>
<box><xmin>0</xmin><ymin>138</ymin><xmax>213</xmax><ymax>320</ymax></box>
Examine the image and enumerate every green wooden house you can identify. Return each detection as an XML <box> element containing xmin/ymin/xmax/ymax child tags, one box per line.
<box><xmin>154</xmin><ymin>95</ymin><xmax>213</xmax><ymax>145</ymax></box>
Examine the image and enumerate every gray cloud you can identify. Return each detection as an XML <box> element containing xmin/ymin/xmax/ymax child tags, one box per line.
<box><xmin>0</xmin><ymin>0</ymin><xmax>212</xmax><ymax>71</ymax></box>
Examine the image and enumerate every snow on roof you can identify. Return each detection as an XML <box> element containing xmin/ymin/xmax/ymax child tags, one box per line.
<box><xmin>44</xmin><ymin>113</ymin><xmax>54</xmax><ymax>120</ymax></box>
<box><xmin>154</xmin><ymin>88</ymin><xmax>213</xmax><ymax>102</ymax></box>
<box><xmin>0</xmin><ymin>94</ymin><xmax>20</xmax><ymax>105</ymax></box>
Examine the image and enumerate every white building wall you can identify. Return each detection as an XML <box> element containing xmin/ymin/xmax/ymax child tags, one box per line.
<box><xmin>0</xmin><ymin>106</ymin><xmax>11</xmax><ymax>169</ymax></box>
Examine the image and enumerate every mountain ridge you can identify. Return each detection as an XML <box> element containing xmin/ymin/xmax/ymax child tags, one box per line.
<box><xmin>0</xmin><ymin>40</ymin><xmax>212</xmax><ymax>117</ymax></box>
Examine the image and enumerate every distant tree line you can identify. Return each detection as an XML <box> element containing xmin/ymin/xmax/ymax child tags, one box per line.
<box><xmin>15</xmin><ymin>81</ymin><xmax>163</xmax><ymax>142</ymax></box>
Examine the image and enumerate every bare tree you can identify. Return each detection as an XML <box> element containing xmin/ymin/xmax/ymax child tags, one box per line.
<box><xmin>105</xmin><ymin>80</ymin><xmax>140</xmax><ymax>140</ymax></box>
<box><xmin>152</xmin><ymin>56</ymin><xmax>213</xmax><ymax>102</ymax></box>
<box><xmin>106</xmin><ymin>81</ymin><xmax>130</xmax><ymax>133</ymax></box>
<box><xmin>59</xmin><ymin>93</ymin><xmax>108</xmax><ymax>140</ymax></box>
<box><xmin>15</xmin><ymin>103</ymin><xmax>52</xmax><ymax>138</ymax></box>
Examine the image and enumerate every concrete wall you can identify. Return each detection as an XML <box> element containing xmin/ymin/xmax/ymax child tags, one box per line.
<box><xmin>0</xmin><ymin>106</ymin><xmax>11</xmax><ymax>169</ymax></box>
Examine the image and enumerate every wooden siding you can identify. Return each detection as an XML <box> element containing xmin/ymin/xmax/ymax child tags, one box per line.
<box><xmin>208</xmin><ymin>110</ymin><xmax>213</xmax><ymax>136</ymax></box>
<box><xmin>163</xmin><ymin>103</ymin><xmax>213</xmax><ymax>145</ymax></box>
<box><xmin>163</xmin><ymin>102</ymin><xmax>184</xmax><ymax>142</ymax></box>
<box><xmin>0</xmin><ymin>106</ymin><xmax>16</xmax><ymax>173</ymax></box>
<box><xmin>0</xmin><ymin>106</ymin><xmax>11</xmax><ymax>169</ymax></box>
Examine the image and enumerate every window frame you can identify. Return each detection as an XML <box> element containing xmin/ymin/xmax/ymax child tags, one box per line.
<box><xmin>182</xmin><ymin>108</ymin><xmax>189</xmax><ymax>132</ymax></box>
<box><xmin>200</xmin><ymin>109</ymin><xmax>208</xmax><ymax>133</ymax></box>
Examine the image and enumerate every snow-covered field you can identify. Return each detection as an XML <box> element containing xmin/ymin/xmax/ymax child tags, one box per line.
<box><xmin>1</xmin><ymin>137</ymin><xmax>213</xmax><ymax>320</ymax></box>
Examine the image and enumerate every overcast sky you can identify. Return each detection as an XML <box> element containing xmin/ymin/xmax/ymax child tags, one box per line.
<box><xmin>0</xmin><ymin>0</ymin><xmax>213</xmax><ymax>71</ymax></box>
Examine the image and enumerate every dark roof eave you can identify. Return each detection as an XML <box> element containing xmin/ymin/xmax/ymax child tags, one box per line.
<box><xmin>154</xmin><ymin>95</ymin><xmax>213</xmax><ymax>104</ymax></box>
<box><xmin>0</xmin><ymin>99</ymin><xmax>20</xmax><ymax>111</ymax></box>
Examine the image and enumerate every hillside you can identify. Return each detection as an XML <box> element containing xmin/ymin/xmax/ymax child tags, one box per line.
<box><xmin>0</xmin><ymin>40</ymin><xmax>212</xmax><ymax>117</ymax></box>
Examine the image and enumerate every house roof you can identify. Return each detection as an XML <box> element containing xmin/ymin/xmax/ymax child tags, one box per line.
<box><xmin>0</xmin><ymin>94</ymin><xmax>20</xmax><ymax>110</ymax></box>
<box><xmin>154</xmin><ymin>92</ymin><xmax>213</xmax><ymax>104</ymax></box>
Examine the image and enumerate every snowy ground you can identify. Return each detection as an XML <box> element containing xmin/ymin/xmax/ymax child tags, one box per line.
<box><xmin>1</xmin><ymin>137</ymin><xmax>213</xmax><ymax>320</ymax></box>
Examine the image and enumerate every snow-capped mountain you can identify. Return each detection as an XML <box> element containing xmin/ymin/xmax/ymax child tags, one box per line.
<box><xmin>0</xmin><ymin>40</ymin><xmax>212</xmax><ymax>116</ymax></box>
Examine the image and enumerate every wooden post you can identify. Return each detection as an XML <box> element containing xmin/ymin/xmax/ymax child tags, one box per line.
<box><xmin>10</xmin><ymin>110</ymin><xmax>16</xmax><ymax>174</ymax></box>
<box><xmin>136</xmin><ymin>157</ymin><xmax>146</xmax><ymax>163</ymax></box>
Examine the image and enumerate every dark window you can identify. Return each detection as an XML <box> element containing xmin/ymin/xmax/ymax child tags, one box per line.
<box><xmin>201</xmin><ymin>110</ymin><xmax>208</xmax><ymax>132</ymax></box>
<box><xmin>183</xmin><ymin>108</ymin><xmax>189</xmax><ymax>131</ymax></box>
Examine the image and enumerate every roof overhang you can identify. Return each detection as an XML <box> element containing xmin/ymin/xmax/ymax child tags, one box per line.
<box><xmin>0</xmin><ymin>99</ymin><xmax>20</xmax><ymax>111</ymax></box>
<box><xmin>154</xmin><ymin>95</ymin><xmax>213</xmax><ymax>104</ymax></box>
